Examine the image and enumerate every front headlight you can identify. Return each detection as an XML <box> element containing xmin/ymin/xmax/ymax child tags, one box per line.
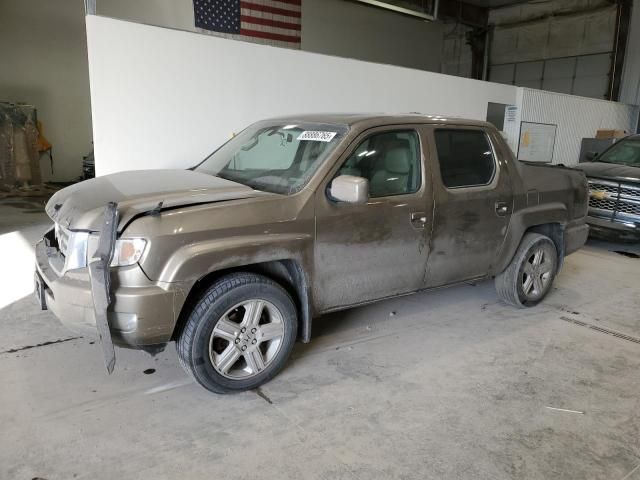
<box><xmin>64</xmin><ymin>231</ymin><xmax>90</xmax><ymax>271</ymax></box>
<box><xmin>87</xmin><ymin>235</ymin><xmax>147</xmax><ymax>267</ymax></box>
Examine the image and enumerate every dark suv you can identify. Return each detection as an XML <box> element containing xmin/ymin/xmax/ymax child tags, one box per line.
<box><xmin>577</xmin><ymin>135</ymin><xmax>640</xmax><ymax>241</ymax></box>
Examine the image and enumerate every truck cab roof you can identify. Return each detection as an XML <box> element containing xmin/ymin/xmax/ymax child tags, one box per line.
<box><xmin>266</xmin><ymin>113</ymin><xmax>494</xmax><ymax>130</ymax></box>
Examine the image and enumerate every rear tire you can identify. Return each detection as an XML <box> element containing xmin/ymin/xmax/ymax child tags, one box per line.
<box><xmin>177</xmin><ymin>272</ymin><xmax>298</xmax><ymax>394</ymax></box>
<box><xmin>495</xmin><ymin>233</ymin><xmax>558</xmax><ymax>308</ymax></box>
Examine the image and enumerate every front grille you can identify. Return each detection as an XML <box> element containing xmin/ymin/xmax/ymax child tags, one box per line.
<box><xmin>589</xmin><ymin>181</ymin><xmax>619</xmax><ymax>194</ymax></box>
<box><xmin>588</xmin><ymin>179</ymin><xmax>640</xmax><ymax>221</ymax></box>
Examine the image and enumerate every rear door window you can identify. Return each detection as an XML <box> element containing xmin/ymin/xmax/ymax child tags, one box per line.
<box><xmin>434</xmin><ymin>129</ymin><xmax>496</xmax><ymax>188</ymax></box>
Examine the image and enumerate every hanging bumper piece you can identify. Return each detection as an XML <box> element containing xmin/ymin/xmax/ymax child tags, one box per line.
<box><xmin>88</xmin><ymin>202</ymin><xmax>118</xmax><ymax>374</ymax></box>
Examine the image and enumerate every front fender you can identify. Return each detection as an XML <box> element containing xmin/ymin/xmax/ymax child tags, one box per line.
<box><xmin>157</xmin><ymin>233</ymin><xmax>314</xmax><ymax>284</ymax></box>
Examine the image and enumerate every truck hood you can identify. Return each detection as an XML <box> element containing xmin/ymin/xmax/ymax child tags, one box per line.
<box><xmin>46</xmin><ymin>169</ymin><xmax>273</xmax><ymax>231</ymax></box>
<box><xmin>574</xmin><ymin>162</ymin><xmax>640</xmax><ymax>183</ymax></box>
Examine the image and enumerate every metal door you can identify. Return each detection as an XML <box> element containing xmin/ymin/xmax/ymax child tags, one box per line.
<box><xmin>424</xmin><ymin>126</ymin><xmax>513</xmax><ymax>287</ymax></box>
<box><xmin>313</xmin><ymin>125</ymin><xmax>433</xmax><ymax>311</ymax></box>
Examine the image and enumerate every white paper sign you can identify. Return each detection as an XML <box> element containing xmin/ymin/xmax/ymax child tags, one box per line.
<box><xmin>297</xmin><ymin>131</ymin><xmax>337</xmax><ymax>142</ymax></box>
<box><xmin>517</xmin><ymin>122</ymin><xmax>557</xmax><ymax>163</ymax></box>
<box><xmin>503</xmin><ymin>105</ymin><xmax>519</xmax><ymax>154</ymax></box>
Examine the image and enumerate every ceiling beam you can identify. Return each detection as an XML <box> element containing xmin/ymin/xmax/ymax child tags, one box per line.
<box><xmin>349</xmin><ymin>0</ymin><xmax>437</xmax><ymax>21</ymax></box>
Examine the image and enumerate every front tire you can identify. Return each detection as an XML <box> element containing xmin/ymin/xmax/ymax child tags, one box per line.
<box><xmin>177</xmin><ymin>272</ymin><xmax>298</xmax><ymax>394</ymax></box>
<box><xmin>495</xmin><ymin>233</ymin><xmax>558</xmax><ymax>308</ymax></box>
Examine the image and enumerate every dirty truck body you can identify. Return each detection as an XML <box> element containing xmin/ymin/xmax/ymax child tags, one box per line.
<box><xmin>35</xmin><ymin>114</ymin><xmax>589</xmax><ymax>393</ymax></box>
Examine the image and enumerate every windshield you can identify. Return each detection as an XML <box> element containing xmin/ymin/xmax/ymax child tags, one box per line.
<box><xmin>597</xmin><ymin>137</ymin><xmax>640</xmax><ymax>167</ymax></box>
<box><xmin>195</xmin><ymin>121</ymin><xmax>349</xmax><ymax>194</ymax></box>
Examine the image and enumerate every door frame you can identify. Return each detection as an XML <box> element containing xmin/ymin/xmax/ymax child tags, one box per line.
<box><xmin>312</xmin><ymin>123</ymin><xmax>435</xmax><ymax>312</ymax></box>
<box><xmin>421</xmin><ymin>124</ymin><xmax>514</xmax><ymax>287</ymax></box>
<box><xmin>316</xmin><ymin>123</ymin><xmax>433</xmax><ymax>199</ymax></box>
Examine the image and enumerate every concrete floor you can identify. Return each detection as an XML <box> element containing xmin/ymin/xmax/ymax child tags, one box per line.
<box><xmin>1</xmin><ymin>197</ymin><xmax>639</xmax><ymax>480</ymax></box>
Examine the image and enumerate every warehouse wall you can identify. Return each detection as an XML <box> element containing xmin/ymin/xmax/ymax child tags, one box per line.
<box><xmin>302</xmin><ymin>0</ymin><xmax>444</xmax><ymax>71</ymax></box>
<box><xmin>620</xmin><ymin>0</ymin><xmax>640</xmax><ymax>106</ymax></box>
<box><xmin>0</xmin><ymin>0</ymin><xmax>92</xmax><ymax>182</ymax></box>
<box><xmin>488</xmin><ymin>0</ymin><xmax>617</xmax><ymax>100</ymax></box>
<box><xmin>99</xmin><ymin>0</ymin><xmax>445</xmax><ymax>72</ymax></box>
<box><xmin>86</xmin><ymin>16</ymin><xmax>517</xmax><ymax>176</ymax></box>
<box><xmin>0</xmin><ymin>0</ymin><xmax>445</xmax><ymax>182</ymax></box>
<box><xmin>520</xmin><ymin>88</ymin><xmax>638</xmax><ymax>165</ymax></box>
<box><xmin>441</xmin><ymin>23</ymin><xmax>473</xmax><ymax>78</ymax></box>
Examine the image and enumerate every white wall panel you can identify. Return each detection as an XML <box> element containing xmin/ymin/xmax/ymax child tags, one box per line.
<box><xmin>86</xmin><ymin>16</ymin><xmax>518</xmax><ymax>176</ymax></box>
<box><xmin>520</xmin><ymin>88</ymin><xmax>639</xmax><ymax>165</ymax></box>
<box><xmin>98</xmin><ymin>0</ymin><xmax>446</xmax><ymax>74</ymax></box>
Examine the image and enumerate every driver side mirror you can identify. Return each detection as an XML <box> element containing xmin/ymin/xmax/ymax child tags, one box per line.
<box><xmin>585</xmin><ymin>151</ymin><xmax>598</xmax><ymax>161</ymax></box>
<box><xmin>330</xmin><ymin>175</ymin><xmax>369</xmax><ymax>204</ymax></box>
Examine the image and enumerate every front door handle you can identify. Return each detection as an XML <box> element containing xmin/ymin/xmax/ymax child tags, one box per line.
<box><xmin>410</xmin><ymin>212</ymin><xmax>428</xmax><ymax>228</ymax></box>
<box><xmin>495</xmin><ymin>202</ymin><xmax>510</xmax><ymax>216</ymax></box>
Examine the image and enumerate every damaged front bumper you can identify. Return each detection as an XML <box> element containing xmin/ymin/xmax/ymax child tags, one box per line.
<box><xmin>34</xmin><ymin>207</ymin><xmax>189</xmax><ymax>371</ymax></box>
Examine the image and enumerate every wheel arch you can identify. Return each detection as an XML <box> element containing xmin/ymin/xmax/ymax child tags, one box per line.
<box><xmin>172</xmin><ymin>259</ymin><xmax>313</xmax><ymax>343</ymax></box>
<box><xmin>495</xmin><ymin>203</ymin><xmax>568</xmax><ymax>275</ymax></box>
<box><xmin>525</xmin><ymin>223</ymin><xmax>565</xmax><ymax>264</ymax></box>
<box><xmin>496</xmin><ymin>221</ymin><xmax>565</xmax><ymax>275</ymax></box>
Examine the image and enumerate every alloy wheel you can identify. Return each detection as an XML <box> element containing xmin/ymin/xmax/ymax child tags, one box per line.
<box><xmin>521</xmin><ymin>247</ymin><xmax>554</xmax><ymax>300</ymax></box>
<box><xmin>208</xmin><ymin>299</ymin><xmax>285</xmax><ymax>379</ymax></box>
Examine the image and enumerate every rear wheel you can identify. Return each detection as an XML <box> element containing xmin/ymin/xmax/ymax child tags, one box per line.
<box><xmin>495</xmin><ymin>233</ymin><xmax>558</xmax><ymax>308</ymax></box>
<box><xmin>177</xmin><ymin>273</ymin><xmax>298</xmax><ymax>393</ymax></box>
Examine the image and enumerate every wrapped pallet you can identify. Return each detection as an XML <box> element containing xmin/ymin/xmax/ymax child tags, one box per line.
<box><xmin>0</xmin><ymin>102</ymin><xmax>42</xmax><ymax>188</ymax></box>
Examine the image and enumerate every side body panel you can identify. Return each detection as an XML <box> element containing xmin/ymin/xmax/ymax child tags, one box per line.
<box><xmin>123</xmin><ymin>193</ymin><xmax>316</xmax><ymax>340</ymax></box>
<box><xmin>491</xmin><ymin>133</ymin><xmax>589</xmax><ymax>274</ymax></box>
<box><xmin>125</xmin><ymin>195</ymin><xmax>315</xmax><ymax>285</ymax></box>
<box><xmin>312</xmin><ymin>124</ymin><xmax>434</xmax><ymax>312</ymax></box>
<box><xmin>423</xmin><ymin>126</ymin><xmax>514</xmax><ymax>287</ymax></box>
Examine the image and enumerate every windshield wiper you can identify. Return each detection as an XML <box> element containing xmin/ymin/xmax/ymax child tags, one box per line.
<box><xmin>215</xmin><ymin>171</ymin><xmax>244</xmax><ymax>183</ymax></box>
<box><xmin>215</xmin><ymin>172</ymin><xmax>268</xmax><ymax>192</ymax></box>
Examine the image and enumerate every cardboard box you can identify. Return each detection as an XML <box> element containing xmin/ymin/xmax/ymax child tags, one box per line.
<box><xmin>595</xmin><ymin>129</ymin><xmax>628</xmax><ymax>139</ymax></box>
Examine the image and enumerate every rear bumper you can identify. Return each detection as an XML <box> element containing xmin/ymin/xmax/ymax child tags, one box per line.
<box><xmin>565</xmin><ymin>222</ymin><xmax>589</xmax><ymax>255</ymax></box>
<box><xmin>587</xmin><ymin>215</ymin><xmax>640</xmax><ymax>240</ymax></box>
<box><xmin>35</xmin><ymin>239</ymin><xmax>186</xmax><ymax>348</ymax></box>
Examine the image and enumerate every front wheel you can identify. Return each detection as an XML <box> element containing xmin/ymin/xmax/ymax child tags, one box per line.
<box><xmin>495</xmin><ymin>233</ymin><xmax>558</xmax><ymax>308</ymax></box>
<box><xmin>177</xmin><ymin>273</ymin><xmax>298</xmax><ymax>393</ymax></box>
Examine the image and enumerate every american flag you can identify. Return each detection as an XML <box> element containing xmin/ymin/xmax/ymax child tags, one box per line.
<box><xmin>193</xmin><ymin>0</ymin><xmax>301</xmax><ymax>49</ymax></box>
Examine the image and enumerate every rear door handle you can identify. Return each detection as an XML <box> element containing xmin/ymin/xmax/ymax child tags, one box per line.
<box><xmin>410</xmin><ymin>212</ymin><xmax>428</xmax><ymax>228</ymax></box>
<box><xmin>495</xmin><ymin>202</ymin><xmax>510</xmax><ymax>216</ymax></box>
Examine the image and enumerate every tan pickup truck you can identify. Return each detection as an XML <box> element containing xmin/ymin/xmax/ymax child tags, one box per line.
<box><xmin>35</xmin><ymin>114</ymin><xmax>589</xmax><ymax>393</ymax></box>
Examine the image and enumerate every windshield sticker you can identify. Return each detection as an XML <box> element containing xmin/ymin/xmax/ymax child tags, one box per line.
<box><xmin>297</xmin><ymin>131</ymin><xmax>338</xmax><ymax>142</ymax></box>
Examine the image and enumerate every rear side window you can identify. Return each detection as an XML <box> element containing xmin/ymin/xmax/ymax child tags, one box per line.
<box><xmin>434</xmin><ymin>129</ymin><xmax>495</xmax><ymax>188</ymax></box>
